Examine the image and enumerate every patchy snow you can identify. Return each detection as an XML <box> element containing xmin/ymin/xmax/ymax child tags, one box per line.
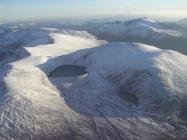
<box><xmin>0</xmin><ymin>30</ymin><xmax>187</xmax><ymax>140</ymax></box>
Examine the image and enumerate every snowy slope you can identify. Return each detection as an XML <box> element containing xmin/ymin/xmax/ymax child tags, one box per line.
<box><xmin>0</xmin><ymin>30</ymin><xmax>187</xmax><ymax>140</ymax></box>
<box><xmin>25</xmin><ymin>29</ymin><xmax>104</xmax><ymax>57</ymax></box>
<box><xmin>0</xmin><ymin>27</ymin><xmax>54</xmax><ymax>67</ymax></box>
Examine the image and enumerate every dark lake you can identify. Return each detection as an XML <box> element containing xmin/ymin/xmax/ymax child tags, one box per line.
<box><xmin>49</xmin><ymin>65</ymin><xmax>87</xmax><ymax>78</ymax></box>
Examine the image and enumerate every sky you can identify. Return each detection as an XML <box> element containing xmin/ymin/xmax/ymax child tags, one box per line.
<box><xmin>0</xmin><ymin>0</ymin><xmax>187</xmax><ymax>21</ymax></box>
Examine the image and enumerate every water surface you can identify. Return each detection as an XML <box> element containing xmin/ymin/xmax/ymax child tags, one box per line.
<box><xmin>49</xmin><ymin>65</ymin><xmax>87</xmax><ymax>78</ymax></box>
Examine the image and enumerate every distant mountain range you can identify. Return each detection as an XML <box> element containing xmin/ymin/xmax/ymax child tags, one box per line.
<box><xmin>178</xmin><ymin>18</ymin><xmax>187</xmax><ymax>27</ymax></box>
<box><xmin>80</xmin><ymin>17</ymin><xmax>187</xmax><ymax>54</ymax></box>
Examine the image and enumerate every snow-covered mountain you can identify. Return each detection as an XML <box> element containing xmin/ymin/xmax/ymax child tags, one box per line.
<box><xmin>1</xmin><ymin>17</ymin><xmax>187</xmax><ymax>55</ymax></box>
<box><xmin>84</xmin><ymin>17</ymin><xmax>182</xmax><ymax>38</ymax></box>
<box><xmin>178</xmin><ymin>18</ymin><xmax>187</xmax><ymax>27</ymax></box>
<box><xmin>0</xmin><ymin>26</ymin><xmax>55</xmax><ymax>67</ymax></box>
<box><xmin>82</xmin><ymin>17</ymin><xmax>187</xmax><ymax>55</ymax></box>
<box><xmin>0</xmin><ymin>29</ymin><xmax>187</xmax><ymax>140</ymax></box>
<box><xmin>85</xmin><ymin>17</ymin><xmax>181</xmax><ymax>38</ymax></box>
